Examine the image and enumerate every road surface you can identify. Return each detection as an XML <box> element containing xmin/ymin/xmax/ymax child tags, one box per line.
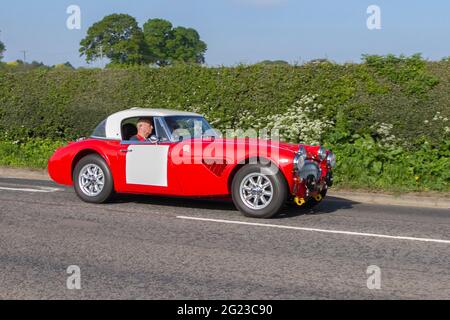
<box><xmin>0</xmin><ymin>177</ymin><xmax>449</xmax><ymax>299</ymax></box>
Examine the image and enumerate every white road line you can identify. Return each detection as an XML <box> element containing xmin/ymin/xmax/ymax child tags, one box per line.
<box><xmin>177</xmin><ymin>216</ymin><xmax>450</xmax><ymax>245</ymax></box>
<box><xmin>0</xmin><ymin>186</ymin><xmax>61</xmax><ymax>193</ymax></box>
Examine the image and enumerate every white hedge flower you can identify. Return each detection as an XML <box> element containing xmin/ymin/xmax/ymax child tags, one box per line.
<box><xmin>371</xmin><ymin>122</ymin><xmax>399</xmax><ymax>148</ymax></box>
<box><xmin>264</xmin><ymin>94</ymin><xmax>333</xmax><ymax>145</ymax></box>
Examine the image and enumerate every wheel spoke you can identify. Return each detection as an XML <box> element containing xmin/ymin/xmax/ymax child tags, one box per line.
<box><xmin>256</xmin><ymin>175</ymin><xmax>262</xmax><ymax>186</ymax></box>
<box><xmin>79</xmin><ymin>164</ymin><xmax>105</xmax><ymax>197</ymax></box>
<box><xmin>245</xmin><ymin>194</ymin><xmax>254</xmax><ymax>201</ymax></box>
<box><xmin>240</xmin><ymin>173</ymin><xmax>274</xmax><ymax>210</ymax></box>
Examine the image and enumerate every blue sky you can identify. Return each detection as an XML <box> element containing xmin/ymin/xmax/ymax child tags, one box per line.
<box><xmin>0</xmin><ymin>0</ymin><xmax>449</xmax><ymax>67</ymax></box>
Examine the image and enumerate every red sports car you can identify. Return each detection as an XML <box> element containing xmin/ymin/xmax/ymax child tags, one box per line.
<box><xmin>48</xmin><ymin>108</ymin><xmax>336</xmax><ymax>218</ymax></box>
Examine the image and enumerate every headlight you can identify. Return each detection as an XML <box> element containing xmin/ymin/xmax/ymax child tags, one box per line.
<box><xmin>327</xmin><ymin>152</ymin><xmax>337</xmax><ymax>168</ymax></box>
<box><xmin>298</xmin><ymin>145</ymin><xmax>307</xmax><ymax>158</ymax></box>
<box><xmin>318</xmin><ymin>146</ymin><xmax>327</xmax><ymax>161</ymax></box>
<box><xmin>294</xmin><ymin>146</ymin><xmax>307</xmax><ymax>171</ymax></box>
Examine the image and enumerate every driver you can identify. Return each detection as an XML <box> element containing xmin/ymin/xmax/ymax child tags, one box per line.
<box><xmin>130</xmin><ymin>118</ymin><xmax>154</xmax><ymax>142</ymax></box>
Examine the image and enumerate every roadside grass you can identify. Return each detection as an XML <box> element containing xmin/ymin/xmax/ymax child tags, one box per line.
<box><xmin>331</xmin><ymin>139</ymin><xmax>450</xmax><ymax>193</ymax></box>
<box><xmin>0</xmin><ymin>139</ymin><xmax>66</xmax><ymax>169</ymax></box>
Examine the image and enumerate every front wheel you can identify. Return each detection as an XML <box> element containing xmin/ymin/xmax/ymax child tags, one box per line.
<box><xmin>73</xmin><ymin>154</ymin><xmax>114</xmax><ymax>204</ymax></box>
<box><xmin>231</xmin><ymin>164</ymin><xmax>288</xmax><ymax>219</ymax></box>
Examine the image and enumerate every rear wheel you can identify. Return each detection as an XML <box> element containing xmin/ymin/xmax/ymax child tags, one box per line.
<box><xmin>232</xmin><ymin>164</ymin><xmax>288</xmax><ymax>219</ymax></box>
<box><xmin>73</xmin><ymin>154</ymin><xmax>114</xmax><ymax>203</ymax></box>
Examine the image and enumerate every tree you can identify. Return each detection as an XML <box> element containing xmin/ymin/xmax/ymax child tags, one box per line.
<box><xmin>143</xmin><ymin>19</ymin><xmax>173</xmax><ymax>66</ymax></box>
<box><xmin>167</xmin><ymin>27</ymin><xmax>207</xmax><ymax>65</ymax></box>
<box><xmin>258</xmin><ymin>60</ymin><xmax>289</xmax><ymax>65</ymax></box>
<box><xmin>2</xmin><ymin>60</ymin><xmax>49</xmax><ymax>72</ymax></box>
<box><xmin>53</xmin><ymin>62</ymin><xmax>75</xmax><ymax>69</ymax></box>
<box><xmin>80</xmin><ymin>14</ymin><xmax>149</xmax><ymax>66</ymax></box>
<box><xmin>0</xmin><ymin>39</ymin><xmax>5</xmax><ymax>61</ymax></box>
<box><xmin>143</xmin><ymin>19</ymin><xmax>207</xmax><ymax>66</ymax></box>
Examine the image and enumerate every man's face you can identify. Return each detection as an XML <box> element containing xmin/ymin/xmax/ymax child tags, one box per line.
<box><xmin>138</xmin><ymin>120</ymin><xmax>153</xmax><ymax>138</ymax></box>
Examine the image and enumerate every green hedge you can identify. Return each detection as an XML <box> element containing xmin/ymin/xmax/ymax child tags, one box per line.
<box><xmin>0</xmin><ymin>56</ymin><xmax>448</xmax><ymax>145</ymax></box>
<box><xmin>0</xmin><ymin>55</ymin><xmax>449</xmax><ymax>191</ymax></box>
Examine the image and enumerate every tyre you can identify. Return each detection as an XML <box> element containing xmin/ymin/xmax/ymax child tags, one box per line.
<box><xmin>73</xmin><ymin>154</ymin><xmax>114</xmax><ymax>204</ymax></box>
<box><xmin>231</xmin><ymin>164</ymin><xmax>288</xmax><ymax>219</ymax></box>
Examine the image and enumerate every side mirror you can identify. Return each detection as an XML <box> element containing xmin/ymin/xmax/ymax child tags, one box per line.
<box><xmin>149</xmin><ymin>135</ymin><xmax>160</xmax><ymax>144</ymax></box>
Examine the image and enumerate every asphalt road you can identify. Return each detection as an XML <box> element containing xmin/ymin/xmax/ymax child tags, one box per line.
<box><xmin>0</xmin><ymin>177</ymin><xmax>449</xmax><ymax>300</ymax></box>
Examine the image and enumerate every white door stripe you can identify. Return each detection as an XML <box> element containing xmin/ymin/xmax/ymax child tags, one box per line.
<box><xmin>177</xmin><ymin>216</ymin><xmax>450</xmax><ymax>245</ymax></box>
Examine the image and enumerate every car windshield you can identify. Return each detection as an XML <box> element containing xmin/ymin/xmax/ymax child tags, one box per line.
<box><xmin>164</xmin><ymin>116</ymin><xmax>216</xmax><ymax>141</ymax></box>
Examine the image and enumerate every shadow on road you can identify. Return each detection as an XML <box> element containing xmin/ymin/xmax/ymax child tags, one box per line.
<box><xmin>0</xmin><ymin>177</ymin><xmax>358</xmax><ymax>218</ymax></box>
<box><xmin>276</xmin><ymin>196</ymin><xmax>357</xmax><ymax>219</ymax></box>
<box><xmin>112</xmin><ymin>193</ymin><xmax>357</xmax><ymax>218</ymax></box>
<box><xmin>112</xmin><ymin>193</ymin><xmax>238</xmax><ymax>211</ymax></box>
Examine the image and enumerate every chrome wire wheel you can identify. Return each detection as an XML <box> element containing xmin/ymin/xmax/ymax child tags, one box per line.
<box><xmin>78</xmin><ymin>164</ymin><xmax>105</xmax><ymax>197</ymax></box>
<box><xmin>239</xmin><ymin>173</ymin><xmax>274</xmax><ymax>210</ymax></box>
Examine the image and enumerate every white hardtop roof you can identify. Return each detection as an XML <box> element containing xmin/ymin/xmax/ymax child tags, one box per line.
<box><xmin>111</xmin><ymin>108</ymin><xmax>201</xmax><ymax>118</ymax></box>
<box><xmin>105</xmin><ymin>108</ymin><xmax>203</xmax><ymax>140</ymax></box>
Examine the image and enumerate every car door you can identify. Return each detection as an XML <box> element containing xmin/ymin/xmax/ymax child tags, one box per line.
<box><xmin>117</xmin><ymin>117</ymin><xmax>182</xmax><ymax>195</ymax></box>
<box><xmin>125</xmin><ymin>143</ymin><xmax>170</xmax><ymax>187</ymax></box>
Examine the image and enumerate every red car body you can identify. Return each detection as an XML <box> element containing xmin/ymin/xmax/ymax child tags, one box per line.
<box><xmin>48</xmin><ymin>108</ymin><xmax>335</xmax><ymax>217</ymax></box>
<box><xmin>49</xmin><ymin>138</ymin><xmax>327</xmax><ymax>197</ymax></box>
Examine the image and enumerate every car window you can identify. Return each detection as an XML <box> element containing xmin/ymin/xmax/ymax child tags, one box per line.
<box><xmin>164</xmin><ymin>116</ymin><xmax>213</xmax><ymax>141</ymax></box>
<box><xmin>120</xmin><ymin>117</ymin><xmax>170</xmax><ymax>142</ymax></box>
<box><xmin>154</xmin><ymin>117</ymin><xmax>170</xmax><ymax>142</ymax></box>
<box><xmin>91</xmin><ymin>119</ymin><xmax>107</xmax><ymax>138</ymax></box>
